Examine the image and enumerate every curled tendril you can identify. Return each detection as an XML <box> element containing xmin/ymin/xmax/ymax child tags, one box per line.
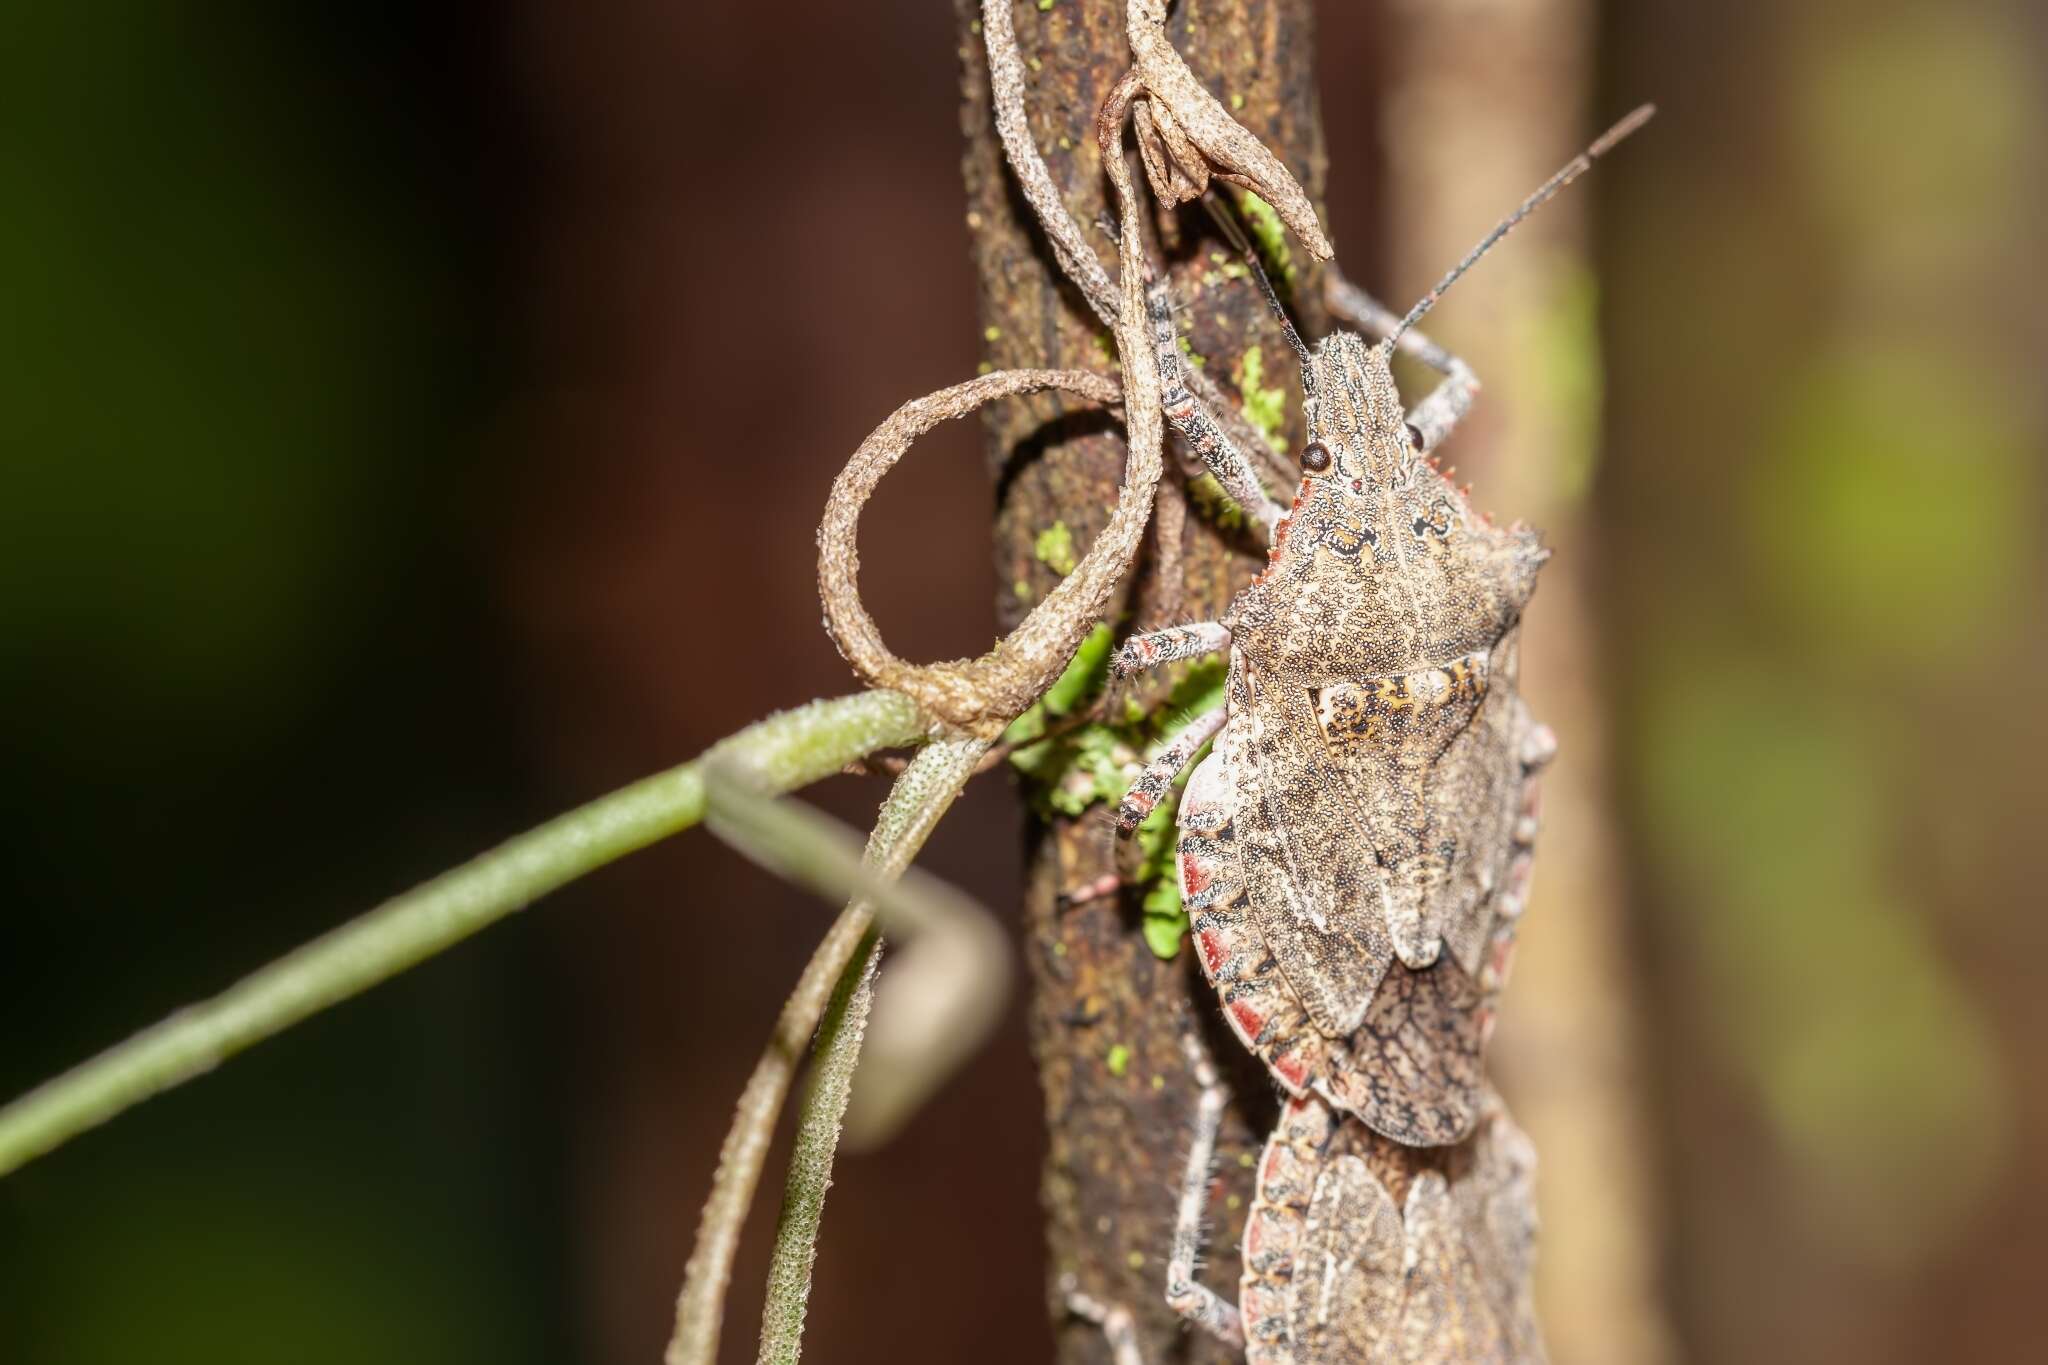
<box><xmin>1124</xmin><ymin>0</ymin><xmax>1333</xmax><ymax>259</ymax></box>
<box><xmin>816</xmin><ymin>367</ymin><xmax>1141</xmax><ymax>740</ymax></box>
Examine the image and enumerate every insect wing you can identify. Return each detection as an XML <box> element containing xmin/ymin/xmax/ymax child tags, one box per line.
<box><xmin>1307</xmin><ymin>640</ymin><xmax>1527</xmax><ymax>979</ymax></box>
<box><xmin>1322</xmin><ymin>955</ymin><xmax>1487</xmax><ymax>1147</ymax></box>
<box><xmin>1229</xmin><ymin>665</ymin><xmax>1394</xmax><ymax>1039</ymax></box>
<box><xmin>1453</xmin><ymin>1104</ymin><xmax>1545</xmax><ymax>1360</ymax></box>
<box><xmin>1293</xmin><ymin>1151</ymin><xmax>1405</xmax><ymax>1361</ymax></box>
<box><xmin>1177</xmin><ymin>743</ymin><xmax>1330</xmax><ymax>1096</ymax></box>
<box><xmin>1395</xmin><ymin>1171</ymin><xmax>1514</xmax><ymax>1365</ymax></box>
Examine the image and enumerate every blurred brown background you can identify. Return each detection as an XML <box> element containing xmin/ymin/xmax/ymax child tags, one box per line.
<box><xmin>2</xmin><ymin>2</ymin><xmax>2042</xmax><ymax>1362</ymax></box>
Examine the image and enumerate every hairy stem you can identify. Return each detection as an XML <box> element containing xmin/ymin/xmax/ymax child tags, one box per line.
<box><xmin>0</xmin><ymin>689</ymin><xmax>926</xmax><ymax>1179</ymax></box>
<box><xmin>753</xmin><ymin>932</ymin><xmax>879</xmax><ymax>1365</ymax></box>
<box><xmin>668</xmin><ymin>737</ymin><xmax>988</xmax><ymax>1365</ymax></box>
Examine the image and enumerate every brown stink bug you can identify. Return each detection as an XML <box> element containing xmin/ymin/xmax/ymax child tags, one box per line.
<box><xmin>1113</xmin><ymin>107</ymin><xmax>1648</xmax><ymax>1149</ymax></box>
<box><xmin>1234</xmin><ymin>1091</ymin><xmax>1543</xmax><ymax>1362</ymax></box>
<box><xmin>1069</xmin><ymin>1042</ymin><xmax>1544</xmax><ymax>1364</ymax></box>
<box><xmin>1071</xmin><ymin>105</ymin><xmax>1651</xmax><ymax>1363</ymax></box>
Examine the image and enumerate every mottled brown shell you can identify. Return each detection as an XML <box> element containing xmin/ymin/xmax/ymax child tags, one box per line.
<box><xmin>1241</xmin><ymin>1096</ymin><xmax>1546</xmax><ymax>1363</ymax></box>
<box><xmin>1181</xmin><ymin>333</ymin><xmax>1552</xmax><ymax>1145</ymax></box>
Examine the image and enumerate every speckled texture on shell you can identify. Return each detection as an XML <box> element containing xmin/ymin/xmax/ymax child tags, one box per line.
<box><xmin>1241</xmin><ymin>1096</ymin><xmax>1546</xmax><ymax>1364</ymax></box>
<box><xmin>1183</xmin><ymin>332</ymin><xmax>1552</xmax><ymax>1146</ymax></box>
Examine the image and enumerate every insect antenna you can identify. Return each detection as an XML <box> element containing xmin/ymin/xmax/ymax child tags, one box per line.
<box><xmin>1200</xmin><ymin>191</ymin><xmax>1311</xmax><ymax>365</ymax></box>
<box><xmin>1387</xmin><ymin>103</ymin><xmax>1656</xmax><ymax>350</ymax></box>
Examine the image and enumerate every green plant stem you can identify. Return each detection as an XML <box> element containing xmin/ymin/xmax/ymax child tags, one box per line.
<box><xmin>753</xmin><ymin>735</ymin><xmax>988</xmax><ymax>1365</ymax></box>
<box><xmin>756</xmin><ymin>926</ymin><xmax>881</xmax><ymax>1365</ymax></box>
<box><xmin>666</xmin><ymin>736</ymin><xmax>987</xmax><ymax>1365</ymax></box>
<box><xmin>0</xmin><ymin>689</ymin><xmax>927</xmax><ymax>1179</ymax></box>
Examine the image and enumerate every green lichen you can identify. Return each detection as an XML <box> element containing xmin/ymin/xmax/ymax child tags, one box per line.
<box><xmin>1033</xmin><ymin>520</ymin><xmax>1078</xmax><ymax>576</ymax></box>
<box><xmin>1038</xmin><ymin>0</ymin><xmax>1057</xmax><ymax>11</ymax></box>
<box><xmin>1105</xmin><ymin>1043</ymin><xmax>1131</xmax><ymax>1077</ymax></box>
<box><xmin>1237</xmin><ymin>189</ymin><xmax>1296</xmax><ymax>287</ymax></box>
<box><xmin>1205</xmin><ymin>249</ymin><xmax>1250</xmax><ymax>283</ymax></box>
<box><xmin>1237</xmin><ymin>344</ymin><xmax>1290</xmax><ymax>455</ymax></box>
<box><xmin>1044</xmin><ymin>622</ymin><xmax>1115</xmax><ymax>714</ymax></box>
<box><xmin>1185</xmin><ymin>472</ymin><xmax>1246</xmax><ymax>531</ymax></box>
<box><xmin>1018</xmin><ymin>723</ymin><xmax>1132</xmax><ymax>818</ymax></box>
<box><xmin>1006</xmin><ymin>633</ymin><xmax>1225</xmax><ymax>958</ymax></box>
<box><xmin>1137</xmin><ymin>816</ymin><xmax>1186</xmax><ymax>958</ymax></box>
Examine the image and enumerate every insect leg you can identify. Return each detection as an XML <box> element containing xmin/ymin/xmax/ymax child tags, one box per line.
<box><xmin>1163</xmin><ymin>1034</ymin><xmax>1248</xmax><ymax>1348</ymax></box>
<box><xmin>1061</xmin><ymin>1277</ymin><xmax>1147</xmax><ymax>1365</ymax></box>
<box><xmin>1323</xmin><ymin>266</ymin><xmax>1479</xmax><ymax>456</ymax></box>
<box><xmin>1149</xmin><ymin>279</ymin><xmax>1288</xmax><ymax>537</ymax></box>
<box><xmin>1113</xmin><ymin>620</ymin><xmax>1231</xmax><ymax>678</ymax></box>
<box><xmin>1115</xmin><ymin>703</ymin><xmax>1227</xmax><ymax>834</ymax></box>
<box><xmin>1057</xmin><ymin>1033</ymin><xmax>1246</xmax><ymax>1361</ymax></box>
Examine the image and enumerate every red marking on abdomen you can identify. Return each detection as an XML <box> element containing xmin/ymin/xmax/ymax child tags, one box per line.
<box><xmin>1196</xmin><ymin>928</ymin><xmax>1228</xmax><ymax>975</ymax></box>
<box><xmin>1272</xmin><ymin>1048</ymin><xmax>1309</xmax><ymax>1092</ymax></box>
<box><xmin>1181</xmin><ymin>856</ymin><xmax>1212</xmax><ymax>897</ymax></box>
<box><xmin>1229</xmin><ymin>999</ymin><xmax>1266</xmax><ymax>1042</ymax></box>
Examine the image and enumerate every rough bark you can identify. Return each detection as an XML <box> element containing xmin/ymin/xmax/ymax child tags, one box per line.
<box><xmin>955</xmin><ymin>3</ymin><xmax>1333</xmax><ymax>1358</ymax></box>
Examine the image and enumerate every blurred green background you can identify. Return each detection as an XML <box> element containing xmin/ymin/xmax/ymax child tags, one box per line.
<box><xmin>2</xmin><ymin>2</ymin><xmax>2042</xmax><ymax>1362</ymax></box>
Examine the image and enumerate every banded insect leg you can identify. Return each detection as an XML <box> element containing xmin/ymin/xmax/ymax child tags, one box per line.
<box><xmin>1148</xmin><ymin>279</ymin><xmax>1288</xmax><ymax>537</ymax></box>
<box><xmin>1163</xmin><ymin>1034</ymin><xmax>1248</xmax><ymax>1347</ymax></box>
<box><xmin>1115</xmin><ymin>703</ymin><xmax>1226</xmax><ymax>833</ymax></box>
<box><xmin>1114</xmin><ymin>620</ymin><xmax>1230</xmax><ymax>678</ymax></box>
<box><xmin>1063</xmin><ymin>1035</ymin><xmax>1244</xmax><ymax>1364</ymax></box>
<box><xmin>1323</xmin><ymin>266</ymin><xmax>1480</xmax><ymax>457</ymax></box>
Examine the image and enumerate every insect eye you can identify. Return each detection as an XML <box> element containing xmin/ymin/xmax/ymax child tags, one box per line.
<box><xmin>1301</xmin><ymin>441</ymin><xmax>1332</xmax><ymax>473</ymax></box>
<box><xmin>1405</xmin><ymin>423</ymin><xmax>1425</xmax><ymax>452</ymax></box>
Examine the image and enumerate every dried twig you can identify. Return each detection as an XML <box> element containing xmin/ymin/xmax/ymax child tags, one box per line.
<box><xmin>818</xmin><ymin>368</ymin><xmax>1131</xmax><ymax>738</ymax></box>
<box><xmin>982</xmin><ymin>0</ymin><xmax>1118</xmax><ymax>324</ymax></box>
<box><xmin>1124</xmin><ymin>0</ymin><xmax>1332</xmax><ymax>258</ymax></box>
<box><xmin>981</xmin><ymin>0</ymin><xmax>1305</xmax><ymax>516</ymax></box>
<box><xmin>1147</xmin><ymin>477</ymin><xmax>1188</xmax><ymax>628</ymax></box>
